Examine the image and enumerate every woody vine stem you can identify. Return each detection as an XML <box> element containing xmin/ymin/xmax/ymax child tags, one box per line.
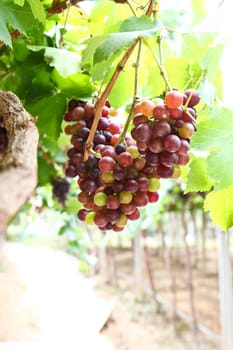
<box><xmin>83</xmin><ymin>0</ymin><xmax>155</xmax><ymax>160</ymax></box>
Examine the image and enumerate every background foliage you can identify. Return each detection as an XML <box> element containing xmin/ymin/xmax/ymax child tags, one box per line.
<box><xmin>0</xmin><ymin>0</ymin><xmax>232</xmax><ymax>231</ymax></box>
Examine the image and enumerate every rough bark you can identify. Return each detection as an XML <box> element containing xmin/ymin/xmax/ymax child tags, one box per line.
<box><xmin>0</xmin><ymin>91</ymin><xmax>39</xmax><ymax>233</ymax></box>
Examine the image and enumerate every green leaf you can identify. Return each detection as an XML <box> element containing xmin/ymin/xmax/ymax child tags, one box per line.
<box><xmin>202</xmin><ymin>42</ymin><xmax>225</xmax><ymax>81</ymax></box>
<box><xmin>0</xmin><ymin>0</ymin><xmax>40</xmax><ymax>47</ymax></box>
<box><xmin>52</xmin><ymin>70</ymin><xmax>94</xmax><ymax>98</ymax></box>
<box><xmin>27</xmin><ymin>93</ymin><xmax>67</xmax><ymax>140</ymax></box>
<box><xmin>119</xmin><ymin>16</ymin><xmax>156</xmax><ymax>32</ymax></box>
<box><xmin>191</xmin><ymin>108</ymin><xmax>233</xmax><ymax>189</ymax></box>
<box><xmin>204</xmin><ymin>187</ymin><xmax>233</xmax><ymax>231</ymax></box>
<box><xmin>108</xmin><ymin>61</ymin><xmax>134</xmax><ymax>107</ymax></box>
<box><xmin>38</xmin><ymin>156</ymin><xmax>56</xmax><ymax>186</ymax></box>
<box><xmin>13</xmin><ymin>0</ymin><xmax>24</xmax><ymax>5</ymax></box>
<box><xmin>28</xmin><ymin>46</ymin><xmax>82</xmax><ymax>77</ymax></box>
<box><xmin>82</xmin><ymin>35</ymin><xmax>108</xmax><ymax>64</ymax></box>
<box><xmin>186</xmin><ymin>158</ymin><xmax>212</xmax><ymax>192</ymax></box>
<box><xmin>26</xmin><ymin>0</ymin><xmax>46</xmax><ymax>25</ymax></box>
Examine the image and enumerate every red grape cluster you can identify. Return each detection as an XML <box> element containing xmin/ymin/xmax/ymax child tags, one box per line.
<box><xmin>64</xmin><ymin>89</ymin><xmax>200</xmax><ymax>232</ymax></box>
<box><xmin>64</xmin><ymin>100</ymin><xmax>160</xmax><ymax>231</ymax></box>
<box><xmin>131</xmin><ymin>89</ymin><xmax>200</xmax><ymax>178</ymax></box>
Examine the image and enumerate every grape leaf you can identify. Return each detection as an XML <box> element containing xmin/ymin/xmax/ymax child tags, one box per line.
<box><xmin>204</xmin><ymin>187</ymin><xmax>233</xmax><ymax>231</ymax></box>
<box><xmin>25</xmin><ymin>0</ymin><xmax>46</xmax><ymax>25</ymax></box>
<box><xmin>202</xmin><ymin>43</ymin><xmax>225</xmax><ymax>81</ymax></box>
<box><xmin>52</xmin><ymin>70</ymin><xmax>94</xmax><ymax>97</ymax></box>
<box><xmin>185</xmin><ymin>158</ymin><xmax>212</xmax><ymax>192</ymax></box>
<box><xmin>83</xmin><ymin>16</ymin><xmax>160</xmax><ymax>66</ymax></box>
<box><xmin>13</xmin><ymin>0</ymin><xmax>24</xmax><ymax>5</ymax></box>
<box><xmin>0</xmin><ymin>0</ymin><xmax>40</xmax><ymax>47</ymax></box>
<box><xmin>119</xmin><ymin>16</ymin><xmax>156</xmax><ymax>32</ymax></box>
<box><xmin>27</xmin><ymin>93</ymin><xmax>67</xmax><ymax>140</ymax></box>
<box><xmin>38</xmin><ymin>156</ymin><xmax>56</xmax><ymax>186</ymax></box>
<box><xmin>28</xmin><ymin>46</ymin><xmax>82</xmax><ymax>77</ymax></box>
<box><xmin>191</xmin><ymin>108</ymin><xmax>233</xmax><ymax>189</ymax></box>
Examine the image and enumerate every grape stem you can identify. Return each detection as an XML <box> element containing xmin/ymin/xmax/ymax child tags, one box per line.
<box><xmin>59</xmin><ymin>0</ymin><xmax>72</xmax><ymax>48</ymax></box>
<box><xmin>144</xmin><ymin>39</ymin><xmax>172</xmax><ymax>91</ymax></box>
<box><xmin>116</xmin><ymin>39</ymin><xmax>142</xmax><ymax>145</ymax></box>
<box><xmin>83</xmin><ymin>0</ymin><xmax>154</xmax><ymax>161</ymax></box>
<box><xmin>127</xmin><ymin>0</ymin><xmax>137</xmax><ymax>16</ymax></box>
<box><xmin>183</xmin><ymin>71</ymin><xmax>205</xmax><ymax>110</ymax></box>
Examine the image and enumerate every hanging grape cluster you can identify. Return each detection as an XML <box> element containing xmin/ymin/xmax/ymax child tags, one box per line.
<box><xmin>64</xmin><ymin>89</ymin><xmax>200</xmax><ymax>231</ymax></box>
<box><xmin>131</xmin><ymin>89</ymin><xmax>200</xmax><ymax>179</ymax></box>
<box><xmin>52</xmin><ymin>177</ymin><xmax>70</xmax><ymax>206</ymax></box>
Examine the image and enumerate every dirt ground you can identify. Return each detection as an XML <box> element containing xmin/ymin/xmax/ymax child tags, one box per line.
<box><xmin>0</xmin><ymin>242</ymin><xmax>219</xmax><ymax>350</ymax></box>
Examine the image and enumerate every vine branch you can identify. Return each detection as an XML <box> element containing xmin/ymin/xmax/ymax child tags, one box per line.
<box><xmin>144</xmin><ymin>39</ymin><xmax>172</xmax><ymax>91</ymax></box>
<box><xmin>83</xmin><ymin>0</ymin><xmax>154</xmax><ymax>160</ymax></box>
<box><xmin>116</xmin><ymin>38</ymin><xmax>142</xmax><ymax>145</ymax></box>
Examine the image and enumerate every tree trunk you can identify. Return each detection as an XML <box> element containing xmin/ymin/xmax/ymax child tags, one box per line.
<box><xmin>0</xmin><ymin>91</ymin><xmax>39</xmax><ymax>232</ymax></box>
<box><xmin>217</xmin><ymin>229</ymin><xmax>233</xmax><ymax>350</ymax></box>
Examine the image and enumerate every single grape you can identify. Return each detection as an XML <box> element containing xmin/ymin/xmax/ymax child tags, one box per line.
<box><xmin>65</xmin><ymin>165</ymin><xmax>77</xmax><ymax>178</ymax></box>
<box><xmin>77</xmin><ymin>209</ymin><xmax>89</xmax><ymax>221</ymax></box>
<box><xmin>133</xmin><ymin>157</ymin><xmax>146</xmax><ymax>171</ymax></box>
<box><xmin>120</xmin><ymin>203</ymin><xmax>136</xmax><ymax>215</ymax></box>
<box><xmin>164</xmin><ymin>134</ymin><xmax>181</xmax><ymax>153</ymax></box>
<box><xmin>103</xmin><ymin>130</ymin><xmax>113</xmax><ymax>143</ymax></box>
<box><xmin>106</xmin><ymin>195</ymin><xmax>120</xmax><ymax>209</ymax></box>
<box><xmin>160</xmin><ymin>150</ymin><xmax>178</xmax><ymax>167</ymax></box>
<box><xmin>177</xmin><ymin>122</ymin><xmax>195</xmax><ymax>139</ymax></box>
<box><xmin>127</xmin><ymin>207</ymin><xmax>140</xmax><ymax>220</ymax></box>
<box><xmin>184</xmin><ymin>89</ymin><xmax>200</xmax><ymax>107</ymax></box>
<box><xmin>133</xmin><ymin>113</ymin><xmax>148</xmax><ymax>126</ymax></box>
<box><xmin>148</xmin><ymin>178</ymin><xmax>160</xmax><ymax>192</ymax></box>
<box><xmin>139</xmin><ymin>100</ymin><xmax>155</xmax><ymax>117</ymax></box>
<box><xmin>177</xmin><ymin>153</ymin><xmax>190</xmax><ymax>165</ymax></box>
<box><xmin>94</xmin><ymin>133</ymin><xmax>107</xmax><ymax>146</ymax></box>
<box><xmin>145</xmin><ymin>151</ymin><xmax>160</xmax><ymax>166</ymax></box>
<box><xmin>106</xmin><ymin>209</ymin><xmax>121</xmax><ymax>222</ymax></box>
<box><xmin>108</xmin><ymin>121</ymin><xmax>121</xmax><ymax>134</ymax></box>
<box><xmin>125</xmin><ymin>179</ymin><xmax>139</xmax><ymax>193</ymax></box>
<box><xmin>156</xmin><ymin>164</ymin><xmax>174</xmax><ymax>178</ymax></box>
<box><xmin>169</xmin><ymin>106</ymin><xmax>183</xmax><ymax>120</ymax></box>
<box><xmin>94</xmin><ymin>192</ymin><xmax>108</xmax><ymax>206</ymax></box>
<box><xmin>99</xmin><ymin>156</ymin><xmax>116</xmax><ymax>172</ymax></box>
<box><xmin>84</xmin><ymin>103</ymin><xmax>95</xmax><ymax>118</ymax></box>
<box><xmin>133</xmin><ymin>192</ymin><xmax>149</xmax><ymax>206</ymax></box>
<box><xmin>165</xmin><ymin>90</ymin><xmax>183</xmax><ymax>109</ymax></box>
<box><xmin>79</xmin><ymin>179</ymin><xmax>97</xmax><ymax>193</ymax></box>
<box><xmin>118</xmin><ymin>152</ymin><xmax>133</xmax><ymax>168</ymax></box>
<box><xmin>115</xmin><ymin>143</ymin><xmax>126</xmax><ymax>155</ymax></box>
<box><xmin>137</xmin><ymin>177</ymin><xmax>149</xmax><ymax>192</ymax></box>
<box><xmin>147</xmin><ymin>191</ymin><xmax>159</xmax><ymax>203</ymax></box>
<box><xmin>134</xmin><ymin>124</ymin><xmax>151</xmax><ymax>143</ymax></box>
<box><xmin>119</xmin><ymin>190</ymin><xmax>133</xmax><ymax>204</ymax></box>
<box><xmin>113</xmin><ymin>180</ymin><xmax>125</xmax><ymax>193</ymax></box>
<box><xmin>153</xmin><ymin>120</ymin><xmax>172</xmax><ymax>138</ymax></box>
<box><xmin>94</xmin><ymin>212</ymin><xmax>109</xmax><ymax>228</ymax></box>
<box><xmin>72</xmin><ymin>106</ymin><xmax>85</xmax><ymax>121</ymax></box>
<box><xmin>100</xmin><ymin>171</ymin><xmax>115</xmax><ymax>184</ymax></box>
<box><xmin>85</xmin><ymin>211</ymin><xmax>96</xmax><ymax>225</ymax></box>
<box><xmin>126</xmin><ymin>145</ymin><xmax>139</xmax><ymax>159</ymax></box>
<box><xmin>148</xmin><ymin>138</ymin><xmax>163</xmax><ymax>153</ymax></box>
<box><xmin>177</xmin><ymin>139</ymin><xmax>190</xmax><ymax>155</ymax></box>
<box><xmin>115</xmin><ymin>213</ymin><xmax>128</xmax><ymax>227</ymax></box>
<box><xmin>153</xmin><ymin>104</ymin><xmax>170</xmax><ymax>120</ymax></box>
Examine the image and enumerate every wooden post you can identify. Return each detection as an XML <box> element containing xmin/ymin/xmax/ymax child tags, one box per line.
<box><xmin>133</xmin><ymin>231</ymin><xmax>144</xmax><ymax>294</ymax></box>
<box><xmin>217</xmin><ymin>229</ymin><xmax>233</xmax><ymax>350</ymax></box>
